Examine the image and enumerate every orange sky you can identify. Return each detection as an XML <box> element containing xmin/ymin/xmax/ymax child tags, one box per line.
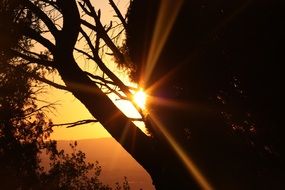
<box><xmin>38</xmin><ymin>80</ymin><xmax>145</xmax><ymax>140</ymax></box>
<box><xmin>37</xmin><ymin>0</ymin><xmax>134</xmax><ymax>140</ymax></box>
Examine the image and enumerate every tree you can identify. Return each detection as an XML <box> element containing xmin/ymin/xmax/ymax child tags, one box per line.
<box><xmin>0</xmin><ymin>2</ymin><xmax>130</xmax><ymax>189</ymax></box>
<box><xmin>0</xmin><ymin>1</ymin><xmax>52</xmax><ymax>187</ymax></box>
<box><xmin>1</xmin><ymin>0</ymin><xmax>284</xmax><ymax>189</ymax></box>
<box><xmin>126</xmin><ymin>0</ymin><xmax>284</xmax><ymax>189</ymax></box>
<box><xmin>0</xmin><ymin>31</ymin><xmax>130</xmax><ymax>190</ymax></box>
<box><xmin>1</xmin><ymin>0</ymin><xmax>156</xmax><ymax>187</ymax></box>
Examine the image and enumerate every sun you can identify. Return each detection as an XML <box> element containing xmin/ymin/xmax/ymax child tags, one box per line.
<box><xmin>133</xmin><ymin>89</ymin><xmax>147</xmax><ymax>109</ymax></box>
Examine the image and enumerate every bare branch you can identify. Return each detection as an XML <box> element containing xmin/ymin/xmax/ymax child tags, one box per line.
<box><xmin>51</xmin><ymin>119</ymin><xmax>98</xmax><ymax>128</ymax></box>
<box><xmin>105</xmin><ymin>21</ymin><xmax>113</xmax><ymax>32</ymax></box>
<box><xmin>22</xmin><ymin>26</ymin><xmax>56</xmax><ymax>53</ymax></box>
<box><xmin>84</xmin><ymin>71</ymin><xmax>116</xmax><ymax>85</ymax></box>
<box><xmin>80</xmin><ymin>27</ymin><xmax>129</xmax><ymax>93</ymax></box>
<box><xmin>41</xmin><ymin>0</ymin><xmax>60</xmax><ymax>10</ymax></box>
<box><xmin>129</xmin><ymin>117</ymin><xmax>143</xmax><ymax>121</ymax></box>
<box><xmin>22</xmin><ymin>0</ymin><xmax>59</xmax><ymax>38</ymax></box>
<box><xmin>78</xmin><ymin>1</ymin><xmax>92</xmax><ymax>16</ymax></box>
<box><xmin>5</xmin><ymin>63</ymin><xmax>68</xmax><ymax>92</ymax></box>
<box><xmin>32</xmin><ymin>74</ymin><xmax>70</xmax><ymax>91</ymax></box>
<box><xmin>17</xmin><ymin>44</ymin><xmax>45</xmax><ymax>57</ymax></box>
<box><xmin>80</xmin><ymin>27</ymin><xmax>98</xmax><ymax>58</ymax></box>
<box><xmin>79</xmin><ymin>0</ymin><xmax>126</xmax><ymax>64</ymax></box>
<box><xmin>95</xmin><ymin>81</ymin><xmax>127</xmax><ymax>100</ymax></box>
<box><xmin>108</xmin><ymin>0</ymin><xmax>127</xmax><ymax>28</ymax></box>
<box><xmin>22</xmin><ymin>102</ymin><xmax>57</xmax><ymax>118</ymax></box>
<box><xmin>80</xmin><ymin>27</ymin><xmax>144</xmax><ymax>118</ymax></box>
<box><xmin>8</xmin><ymin>49</ymin><xmax>54</xmax><ymax>68</ymax></box>
<box><xmin>85</xmin><ymin>71</ymin><xmax>137</xmax><ymax>91</ymax></box>
<box><xmin>80</xmin><ymin>19</ymin><xmax>97</xmax><ymax>31</ymax></box>
<box><xmin>74</xmin><ymin>47</ymin><xmax>93</xmax><ymax>60</ymax></box>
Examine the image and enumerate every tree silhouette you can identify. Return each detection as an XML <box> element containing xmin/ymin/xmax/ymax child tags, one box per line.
<box><xmin>0</xmin><ymin>32</ymin><xmax>130</xmax><ymax>190</ymax></box>
<box><xmin>126</xmin><ymin>0</ymin><xmax>284</xmax><ymax>189</ymax></box>
<box><xmin>0</xmin><ymin>1</ymin><xmax>130</xmax><ymax>189</ymax></box>
<box><xmin>1</xmin><ymin>0</ymin><xmax>284</xmax><ymax>189</ymax></box>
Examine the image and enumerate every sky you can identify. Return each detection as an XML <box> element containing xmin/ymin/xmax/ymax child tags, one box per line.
<box><xmin>37</xmin><ymin>0</ymin><xmax>134</xmax><ymax>140</ymax></box>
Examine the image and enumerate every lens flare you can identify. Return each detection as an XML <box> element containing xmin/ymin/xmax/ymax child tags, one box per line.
<box><xmin>149</xmin><ymin>113</ymin><xmax>213</xmax><ymax>190</ymax></box>
<box><xmin>143</xmin><ymin>0</ymin><xmax>184</xmax><ymax>84</ymax></box>
<box><xmin>134</xmin><ymin>89</ymin><xmax>147</xmax><ymax>109</ymax></box>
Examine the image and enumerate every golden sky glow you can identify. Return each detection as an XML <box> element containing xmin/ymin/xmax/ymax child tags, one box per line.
<box><xmin>35</xmin><ymin>76</ymin><xmax>109</xmax><ymax>140</ymax></box>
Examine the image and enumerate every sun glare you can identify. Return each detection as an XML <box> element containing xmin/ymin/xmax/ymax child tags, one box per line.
<box><xmin>134</xmin><ymin>89</ymin><xmax>147</xmax><ymax>109</ymax></box>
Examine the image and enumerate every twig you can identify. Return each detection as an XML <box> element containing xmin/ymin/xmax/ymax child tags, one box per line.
<box><xmin>51</xmin><ymin>119</ymin><xmax>98</xmax><ymax>128</ymax></box>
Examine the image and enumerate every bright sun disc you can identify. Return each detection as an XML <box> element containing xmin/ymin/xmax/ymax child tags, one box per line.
<box><xmin>134</xmin><ymin>89</ymin><xmax>147</xmax><ymax>109</ymax></box>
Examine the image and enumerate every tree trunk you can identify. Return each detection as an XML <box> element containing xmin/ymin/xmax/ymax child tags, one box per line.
<box><xmin>50</xmin><ymin>2</ymin><xmax>205</xmax><ymax>189</ymax></box>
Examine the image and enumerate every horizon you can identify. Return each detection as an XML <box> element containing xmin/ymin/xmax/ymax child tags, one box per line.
<box><xmin>40</xmin><ymin>137</ymin><xmax>155</xmax><ymax>190</ymax></box>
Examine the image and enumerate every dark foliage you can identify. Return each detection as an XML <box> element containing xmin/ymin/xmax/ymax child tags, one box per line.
<box><xmin>0</xmin><ymin>56</ymin><xmax>117</xmax><ymax>190</ymax></box>
<box><xmin>126</xmin><ymin>0</ymin><xmax>284</xmax><ymax>189</ymax></box>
